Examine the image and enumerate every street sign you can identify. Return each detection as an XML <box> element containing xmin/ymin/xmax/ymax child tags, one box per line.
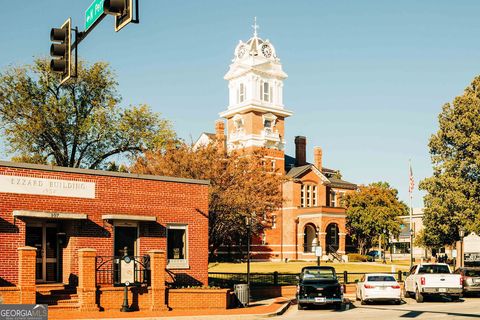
<box><xmin>85</xmin><ymin>0</ymin><xmax>105</xmax><ymax>31</ymax></box>
<box><xmin>315</xmin><ymin>246</ymin><xmax>323</xmax><ymax>257</ymax></box>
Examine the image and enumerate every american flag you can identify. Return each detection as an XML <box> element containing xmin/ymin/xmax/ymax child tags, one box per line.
<box><xmin>409</xmin><ymin>164</ymin><xmax>415</xmax><ymax>195</ymax></box>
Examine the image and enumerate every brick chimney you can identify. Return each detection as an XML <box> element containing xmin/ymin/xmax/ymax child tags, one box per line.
<box><xmin>295</xmin><ymin>136</ymin><xmax>307</xmax><ymax>166</ymax></box>
<box><xmin>314</xmin><ymin>146</ymin><xmax>323</xmax><ymax>172</ymax></box>
<box><xmin>215</xmin><ymin>120</ymin><xmax>226</xmax><ymax>154</ymax></box>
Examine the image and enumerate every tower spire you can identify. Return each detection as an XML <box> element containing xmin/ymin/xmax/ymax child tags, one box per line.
<box><xmin>252</xmin><ymin>17</ymin><xmax>259</xmax><ymax>37</ymax></box>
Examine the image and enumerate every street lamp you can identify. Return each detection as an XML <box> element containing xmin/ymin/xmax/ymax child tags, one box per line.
<box><xmin>245</xmin><ymin>216</ymin><xmax>252</xmax><ymax>307</ymax></box>
<box><xmin>382</xmin><ymin>229</ymin><xmax>387</xmax><ymax>264</ymax></box>
<box><xmin>459</xmin><ymin>227</ymin><xmax>465</xmax><ymax>268</ymax></box>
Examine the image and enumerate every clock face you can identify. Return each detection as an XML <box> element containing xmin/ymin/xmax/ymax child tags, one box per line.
<box><xmin>237</xmin><ymin>45</ymin><xmax>246</xmax><ymax>58</ymax></box>
<box><xmin>261</xmin><ymin>44</ymin><xmax>272</xmax><ymax>58</ymax></box>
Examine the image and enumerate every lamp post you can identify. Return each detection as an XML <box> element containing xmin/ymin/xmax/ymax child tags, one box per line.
<box><xmin>459</xmin><ymin>227</ymin><xmax>465</xmax><ymax>268</ymax></box>
<box><xmin>316</xmin><ymin>227</ymin><xmax>320</xmax><ymax>266</ymax></box>
<box><xmin>389</xmin><ymin>234</ymin><xmax>394</xmax><ymax>263</ymax></box>
<box><xmin>382</xmin><ymin>229</ymin><xmax>387</xmax><ymax>264</ymax></box>
<box><xmin>409</xmin><ymin>228</ymin><xmax>414</xmax><ymax>269</ymax></box>
<box><xmin>245</xmin><ymin>216</ymin><xmax>251</xmax><ymax>307</ymax></box>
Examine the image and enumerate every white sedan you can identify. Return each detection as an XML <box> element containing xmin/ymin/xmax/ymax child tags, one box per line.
<box><xmin>356</xmin><ymin>273</ymin><xmax>402</xmax><ymax>305</ymax></box>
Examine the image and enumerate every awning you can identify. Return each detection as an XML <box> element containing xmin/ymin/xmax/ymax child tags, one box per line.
<box><xmin>13</xmin><ymin>210</ymin><xmax>87</xmax><ymax>220</ymax></box>
<box><xmin>101</xmin><ymin>214</ymin><xmax>156</xmax><ymax>222</ymax></box>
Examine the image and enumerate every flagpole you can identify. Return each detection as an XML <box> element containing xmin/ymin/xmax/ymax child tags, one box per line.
<box><xmin>409</xmin><ymin>160</ymin><xmax>413</xmax><ymax>269</ymax></box>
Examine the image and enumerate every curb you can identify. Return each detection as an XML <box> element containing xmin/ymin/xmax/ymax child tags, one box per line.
<box><xmin>260</xmin><ymin>299</ymin><xmax>292</xmax><ymax>317</ymax></box>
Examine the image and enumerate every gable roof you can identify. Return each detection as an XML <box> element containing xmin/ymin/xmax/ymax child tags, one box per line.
<box><xmin>285</xmin><ymin>154</ymin><xmax>357</xmax><ymax>190</ymax></box>
<box><xmin>286</xmin><ymin>163</ymin><xmax>330</xmax><ymax>183</ymax></box>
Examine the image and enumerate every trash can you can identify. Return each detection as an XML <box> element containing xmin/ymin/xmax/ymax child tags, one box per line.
<box><xmin>234</xmin><ymin>284</ymin><xmax>249</xmax><ymax>307</ymax></box>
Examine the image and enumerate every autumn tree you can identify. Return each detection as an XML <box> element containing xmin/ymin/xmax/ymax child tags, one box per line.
<box><xmin>131</xmin><ymin>142</ymin><xmax>284</xmax><ymax>257</ymax></box>
<box><xmin>344</xmin><ymin>182</ymin><xmax>408</xmax><ymax>254</ymax></box>
<box><xmin>420</xmin><ymin>76</ymin><xmax>480</xmax><ymax>248</ymax></box>
<box><xmin>0</xmin><ymin>58</ymin><xmax>175</xmax><ymax>169</ymax></box>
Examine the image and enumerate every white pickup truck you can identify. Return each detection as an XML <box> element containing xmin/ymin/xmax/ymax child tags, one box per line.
<box><xmin>404</xmin><ymin>263</ymin><xmax>463</xmax><ymax>302</ymax></box>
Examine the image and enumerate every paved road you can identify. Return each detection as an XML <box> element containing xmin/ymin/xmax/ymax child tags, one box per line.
<box><xmin>279</xmin><ymin>297</ymin><xmax>480</xmax><ymax>320</ymax></box>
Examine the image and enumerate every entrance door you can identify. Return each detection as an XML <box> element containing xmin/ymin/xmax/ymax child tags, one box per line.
<box><xmin>25</xmin><ymin>222</ymin><xmax>59</xmax><ymax>282</ymax></box>
<box><xmin>114</xmin><ymin>226</ymin><xmax>138</xmax><ymax>257</ymax></box>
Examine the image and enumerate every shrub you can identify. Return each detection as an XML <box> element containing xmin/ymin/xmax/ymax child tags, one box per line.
<box><xmin>347</xmin><ymin>253</ymin><xmax>371</xmax><ymax>262</ymax></box>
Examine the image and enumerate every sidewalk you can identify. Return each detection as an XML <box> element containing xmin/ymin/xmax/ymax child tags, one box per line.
<box><xmin>47</xmin><ymin>297</ymin><xmax>292</xmax><ymax>320</ymax></box>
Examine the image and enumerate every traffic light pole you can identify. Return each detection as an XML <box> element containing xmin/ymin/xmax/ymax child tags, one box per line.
<box><xmin>51</xmin><ymin>0</ymin><xmax>140</xmax><ymax>83</ymax></box>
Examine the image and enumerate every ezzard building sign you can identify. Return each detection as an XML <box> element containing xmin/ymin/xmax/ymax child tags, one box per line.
<box><xmin>0</xmin><ymin>174</ymin><xmax>95</xmax><ymax>199</ymax></box>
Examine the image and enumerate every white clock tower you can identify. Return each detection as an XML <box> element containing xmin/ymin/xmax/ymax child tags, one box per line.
<box><xmin>219</xmin><ymin>18</ymin><xmax>293</xmax><ymax>163</ymax></box>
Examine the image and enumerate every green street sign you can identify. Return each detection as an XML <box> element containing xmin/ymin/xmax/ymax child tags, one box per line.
<box><xmin>85</xmin><ymin>0</ymin><xmax>105</xmax><ymax>31</ymax></box>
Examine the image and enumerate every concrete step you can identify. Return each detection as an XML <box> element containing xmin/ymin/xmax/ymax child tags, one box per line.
<box><xmin>47</xmin><ymin>304</ymin><xmax>79</xmax><ymax>310</ymax></box>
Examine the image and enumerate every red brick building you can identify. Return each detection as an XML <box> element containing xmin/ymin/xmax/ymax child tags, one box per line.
<box><xmin>0</xmin><ymin>161</ymin><xmax>209</xmax><ymax>288</ymax></box>
<box><xmin>198</xmin><ymin>26</ymin><xmax>357</xmax><ymax>261</ymax></box>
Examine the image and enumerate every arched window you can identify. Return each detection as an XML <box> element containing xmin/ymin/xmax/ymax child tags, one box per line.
<box><xmin>303</xmin><ymin>224</ymin><xmax>317</xmax><ymax>253</ymax></box>
<box><xmin>326</xmin><ymin>223</ymin><xmax>339</xmax><ymax>253</ymax></box>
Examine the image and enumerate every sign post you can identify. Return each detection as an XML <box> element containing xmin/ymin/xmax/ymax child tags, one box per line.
<box><xmin>315</xmin><ymin>246</ymin><xmax>323</xmax><ymax>266</ymax></box>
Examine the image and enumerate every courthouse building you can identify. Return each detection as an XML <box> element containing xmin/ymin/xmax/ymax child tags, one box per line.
<box><xmin>199</xmin><ymin>25</ymin><xmax>357</xmax><ymax>261</ymax></box>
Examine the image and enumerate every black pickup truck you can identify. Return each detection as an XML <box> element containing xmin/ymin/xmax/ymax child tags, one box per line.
<box><xmin>296</xmin><ymin>266</ymin><xmax>344</xmax><ymax>310</ymax></box>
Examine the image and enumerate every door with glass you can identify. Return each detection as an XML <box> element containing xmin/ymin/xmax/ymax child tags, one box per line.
<box><xmin>25</xmin><ymin>222</ymin><xmax>59</xmax><ymax>283</ymax></box>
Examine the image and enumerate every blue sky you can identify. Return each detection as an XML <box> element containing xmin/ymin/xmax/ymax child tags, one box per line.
<box><xmin>1</xmin><ymin>1</ymin><xmax>480</xmax><ymax>207</ymax></box>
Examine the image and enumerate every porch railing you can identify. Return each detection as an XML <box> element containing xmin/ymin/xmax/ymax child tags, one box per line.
<box><xmin>95</xmin><ymin>255</ymin><xmax>150</xmax><ymax>286</ymax></box>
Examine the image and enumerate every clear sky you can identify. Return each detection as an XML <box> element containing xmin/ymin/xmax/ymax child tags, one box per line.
<box><xmin>1</xmin><ymin>1</ymin><xmax>479</xmax><ymax>207</ymax></box>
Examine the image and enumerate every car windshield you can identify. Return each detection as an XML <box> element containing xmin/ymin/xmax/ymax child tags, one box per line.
<box><xmin>301</xmin><ymin>269</ymin><xmax>335</xmax><ymax>280</ymax></box>
<box><xmin>367</xmin><ymin>276</ymin><xmax>396</xmax><ymax>282</ymax></box>
<box><xmin>465</xmin><ymin>270</ymin><xmax>480</xmax><ymax>277</ymax></box>
<box><xmin>418</xmin><ymin>265</ymin><xmax>450</xmax><ymax>274</ymax></box>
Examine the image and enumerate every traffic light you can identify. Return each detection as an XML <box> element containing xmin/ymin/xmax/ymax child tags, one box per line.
<box><xmin>50</xmin><ymin>18</ymin><xmax>71</xmax><ymax>84</ymax></box>
<box><xmin>104</xmin><ymin>0</ymin><xmax>133</xmax><ymax>32</ymax></box>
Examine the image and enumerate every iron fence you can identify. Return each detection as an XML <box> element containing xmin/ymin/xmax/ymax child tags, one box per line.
<box><xmin>208</xmin><ymin>270</ymin><xmax>404</xmax><ymax>288</ymax></box>
<box><xmin>96</xmin><ymin>255</ymin><xmax>150</xmax><ymax>286</ymax></box>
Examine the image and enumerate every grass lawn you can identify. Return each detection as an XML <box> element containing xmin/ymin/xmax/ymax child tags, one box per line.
<box><xmin>208</xmin><ymin>261</ymin><xmax>410</xmax><ymax>274</ymax></box>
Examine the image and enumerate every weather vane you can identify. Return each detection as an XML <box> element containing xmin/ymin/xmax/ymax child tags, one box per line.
<box><xmin>252</xmin><ymin>17</ymin><xmax>259</xmax><ymax>37</ymax></box>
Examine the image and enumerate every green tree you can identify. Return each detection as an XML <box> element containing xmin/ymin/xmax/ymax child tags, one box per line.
<box><xmin>131</xmin><ymin>142</ymin><xmax>284</xmax><ymax>258</ymax></box>
<box><xmin>420</xmin><ymin>76</ymin><xmax>480</xmax><ymax>248</ymax></box>
<box><xmin>344</xmin><ymin>182</ymin><xmax>408</xmax><ymax>254</ymax></box>
<box><xmin>0</xmin><ymin>58</ymin><xmax>175</xmax><ymax>169</ymax></box>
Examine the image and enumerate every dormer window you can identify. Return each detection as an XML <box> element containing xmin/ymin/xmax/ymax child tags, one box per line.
<box><xmin>237</xmin><ymin>83</ymin><xmax>246</xmax><ymax>103</ymax></box>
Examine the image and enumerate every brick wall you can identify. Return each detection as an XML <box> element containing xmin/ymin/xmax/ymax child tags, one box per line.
<box><xmin>0</xmin><ymin>163</ymin><xmax>209</xmax><ymax>287</ymax></box>
<box><xmin>167</xmin><ymin>288</ymin><xmax>233</xmax><ymax>310</ymax></box>
<box><xmin>0</xmin><ymin>287</ymin><xmax>20</xmax><ymax>304</ymax></box>
<box><xmin>96</xmin><ymin>287</ymin><xmax>232</xmax><ymax>311</ymax></box>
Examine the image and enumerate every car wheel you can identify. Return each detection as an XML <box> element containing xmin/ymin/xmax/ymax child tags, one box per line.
<box><xmin>298</xmin><ymin>303</ymin><xmax>305</xmax><ymax>310</ymax></box>
<box><xmin>335</xmin><ymin>302</ymin><xmax>344</xmax><ymax>310</ymax></box>
<box><xmin>451</xmin><ymin>295</ymin><xmax>460</xmax><ymax>302</ymax></box>
<box><xmin>415</xmin><ymin>288</ymin><xmax>424</xmax><ymax>303</ymax></box>
<box><xmin>403</xmin><ymin>289</ymin><xmax>411</xmax><ymax>298</ymax></box>
<box><xmin>395</xmin><ymin>299</ymin><xmax>402</xmax><ymax>305</ymax></box>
